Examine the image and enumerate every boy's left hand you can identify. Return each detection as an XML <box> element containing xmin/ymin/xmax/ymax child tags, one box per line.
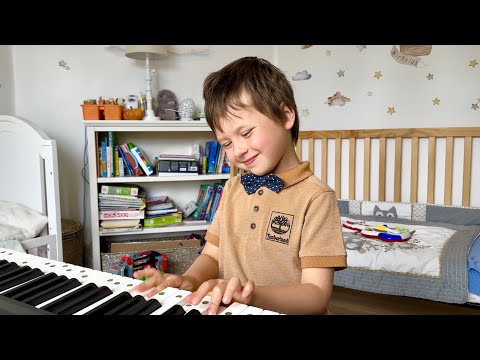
<box><xmin>185</xmin><ymin>277</ymin><xmax>255</xmax><ymax>315</ymax></box>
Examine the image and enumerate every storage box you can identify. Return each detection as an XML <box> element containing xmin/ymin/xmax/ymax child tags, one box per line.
<box><xmin>101</xmin><ymin>246</ymin><xmax>203</xmax><ymax>274</ymax></box>
<box><xmin>81</xmin><ymin>104</ymin><xmax>124</xmax><ymax>120</ymax></box>
<box><xmin>110</xmin><ymin>238</ymin><xmax>202</xmax><ymax>253</ymax></box>
<box><xmin>81</xmin><ymin>104</ymin><xmax>103</xmax><ymax>120</ymax></box>
<box><xmin>103</xmin><ymin>105</ymin><xmax>124</xmax><ymax>120</ymax></box>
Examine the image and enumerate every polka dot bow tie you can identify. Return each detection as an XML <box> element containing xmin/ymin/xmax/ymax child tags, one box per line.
<box><xmin>240</xmin><ymin>173</ymin><xmax>285</xmax><ymax>195</ymax></box>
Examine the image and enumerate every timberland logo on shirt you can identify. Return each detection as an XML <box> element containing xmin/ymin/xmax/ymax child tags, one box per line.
<box><xmin>265</xmin><ymin>211</ymin><xmax>294</xmax><ymax>245</ymax></box>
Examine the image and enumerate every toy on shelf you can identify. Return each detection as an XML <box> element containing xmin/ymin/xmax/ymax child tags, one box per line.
<box><xmin>342</xmin><ymin>220</ymin><xmax>415</xmax><ymax>242</ymax></box>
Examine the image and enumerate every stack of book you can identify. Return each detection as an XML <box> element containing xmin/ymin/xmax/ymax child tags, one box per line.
<box><xmin>155</xmin><ymin>154</ymin><xmax>199</xmax><ymax>176</ymax></box>
<box><xmin>143</xmin><ymin>195</ymin><xmax>183</xmax><ymax>228</ymax></box>
<box><xmin>98</xmin><ymin>184</ymin><xmax>146</xmax><ymax>233</ymax></box>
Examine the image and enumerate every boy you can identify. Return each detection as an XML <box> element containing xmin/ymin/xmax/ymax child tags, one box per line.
<box><xmin>134</xmin><ymin>56</ymin><xmax>347</xmax><ymax>314</ymax></box>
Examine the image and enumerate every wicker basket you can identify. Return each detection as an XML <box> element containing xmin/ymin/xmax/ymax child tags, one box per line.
<box><xmin>399</xmin><ymin>45</ymin><xmax>432</xmax><ymax>57</ymax></box>
<box><xmin>62</xmin><ymin>219</ymin><xmax>83</xmax><ymax>266</ymax></box>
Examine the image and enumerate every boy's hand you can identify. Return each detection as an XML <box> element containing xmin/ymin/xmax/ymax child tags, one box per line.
<box><xmin>133</xmin><ymin>268</ymin><xmax>195</xmax><ymax>298</ymax></box>
<box><xmin>185</xmin><ymin>277</ymin><xmax>255</xmax><ymax>315</ymax></box>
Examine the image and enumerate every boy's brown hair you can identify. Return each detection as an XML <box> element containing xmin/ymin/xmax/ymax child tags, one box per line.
<box><xmin>203</xmin><ymin>56</ymin><xmax>300</xmax><ymax>145</ymax></box>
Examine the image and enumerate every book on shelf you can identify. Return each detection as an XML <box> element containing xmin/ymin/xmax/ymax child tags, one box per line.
<box><xmin>156</xmin><ymin>159</ymin><xmax>198</xmax><ymax>174</ymax></box>
<box><xmin>182</xmin><ymin>217</ymin><xmax>208</xmax><ymax>225</ymax></box>
<box><xmin>99</xmin><ymin>210</ymin><xmax>145</xmax><ymax>220</ymax></box>
<box><xmin>100</xmin><ymin>184</ymin><xmax>139</xmax><ymax>196</ymax></box>
<box><xmin>120</xmin><ymin>143</ymin><xmax>142</xmax><ymax>176</ymax></box>
<box><xmin>100</xmin><ymin>225</ymin><xmax>143</xmax><ymax>234</ymax></box>
<box><xmin>147</xmin><ymin>201</ymin><xmax>174</xmax><ymax>210</ymax></box>
<box><xmin>131</xmin><ymin>146</ymin><xmax>155</xmax><ymax>176</ymax></box>
<box><xmin>143</xmin><ymin>212</ymin><xmax>183</xmax><ymax>228</ymax></box>
<box><xmin>145</xmin><ymin>207</ymin><xmax>178</xmax><ymax>216</ymax></box>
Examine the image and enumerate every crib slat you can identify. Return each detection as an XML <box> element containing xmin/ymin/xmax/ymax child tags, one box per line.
<box><xmin>379</xmin><ymin>138</ymin><xmax>386</xmax><ymax>201</ymax></box>
<box><xmin>295</xmin><ymin>139</ymin><xmax>302</xmax><ymax>162</ymax></box>
<box><xmin>308</xmin><ymin>139</ymin><xmax>314</xmax><ymax>172</ymax></box>
<box><xmin>321</xmin><ymin>138</ymin><xmax>328</xmax><ymax>182</ymax></box>
<box><xmin>463</xmin><ymin>136</ymin><xmax>472</xmax><ymax>207</ymax></box>
<box><xmin>410</xmin><ymin>137</ymin><xmax>419</xmax><ymax>203</ymax></box>
<box><xmin>427</xmin><ymin>137</ymin><xmax>436</xmax><ymax>204</ymax></box>
<box><xmin>444</xmin><ymin>136</ymin><xmax>454</xmax><ymax>205</ymax></box>
<box><xmin>349</xmin><ymin>138</ymin><xmax>356</xmax><ymax>200</ymax></box>
<box><xmin>364</xmin><ymin>138</ymin><xmax>371</xmax><ymax>201</ymax></box>
<box><xmin>394</xmin><ymin>137</ymin><xmax>402</xmax><ymax>202</ymax></box>
<box><xmin>335</xmin><ymin>139</ymin><xmax>342</xmax><ymax>197</ymax></box>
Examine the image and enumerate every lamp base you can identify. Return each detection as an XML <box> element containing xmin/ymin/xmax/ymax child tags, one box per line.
<box><xmin>142</xmin><ymin>115</ymin><xmax>161</xmax><ymax>122</ymax></box>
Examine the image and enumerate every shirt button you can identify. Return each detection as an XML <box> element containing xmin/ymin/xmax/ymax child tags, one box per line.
<box><xmin>258</xmin><ymin>189</ymin><xmax>264</xmax><ymax>195</ymax></box>
<box><xmin>253</xmin><ymin>206</ymin><xmax>259</xmax><ymax>212</ymax></box>
<box><xmin>250</xmin><ymin>223</ymin><xmax>256</xmax><ymax>229</ymax></box>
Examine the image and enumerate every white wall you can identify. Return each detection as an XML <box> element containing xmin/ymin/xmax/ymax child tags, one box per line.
<box><xmin>277</xmin><ymin>45</ymin><xmax>480</xmax><ymax>206</ymax></box>
<box><xmin>0</xmin><ymin>45</ymin><xmax>14</xmax><ymax>115</ymax></box>
<box><xmin>11</xmin><ymin>45</ymin><xmax>274</xmax><ymax>265</ymax></box>
<box><xmin>278</xmin><ymin>45</ymin><xmax>480</xmax><ymax>129</ymax></box>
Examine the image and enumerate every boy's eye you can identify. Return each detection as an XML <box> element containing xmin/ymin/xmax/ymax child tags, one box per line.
<box><xmin>223</xmin><ymin>142</ymin><xmax>232</xmax><ymax>149</ymax></box>
<box><xmin>242</xmin><ymin>129</ymin><xmax>253</xmax><ymax>137</ymax></box>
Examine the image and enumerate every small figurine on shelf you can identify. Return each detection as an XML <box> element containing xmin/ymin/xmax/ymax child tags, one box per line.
<box><xmin>155</xmin><ymin>89</ymin><xmax>178</xmax><ymax>120</ymax></box>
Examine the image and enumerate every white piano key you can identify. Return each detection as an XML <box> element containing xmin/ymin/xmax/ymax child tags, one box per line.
<box><xmin>218</xmin><ymin>302</ymin><xmax>248</xmax><ymax>315</ymax></box>
<box><xmin>178</xmin><ymin>295</ymin><xmax>212</xmax><ymax>315</ymax></box>
<box><xmin>149</xmin><ymin>289</ymin><xmax>192</xmax><ymax>315</ymax></box>
<box><xmin>259</xmin><ymin>310</ymin><xmax>281</xmax><ymax>315</ymax></box>
<box><xmin>239</xmin><ymin>305</ymin><xmax>264</xmax><ymax>315</ymax></box>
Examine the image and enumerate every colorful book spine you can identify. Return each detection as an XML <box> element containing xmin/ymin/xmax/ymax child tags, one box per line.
<box><xmin>99</xmin><ymin>210</ymin><xmax>145</xmax><ymax>220</ymax></box>
<box><xmin>101</xmin><ymin>140</ymin><xmax>107</xmax><ymax>177</ymax></box>
<box><xmin>120</xmin><ymin>143</ymin><xmax>142</xmax><ymax>176</ymax></box>
<box><xmin>100</xmin><ymin>185</ymin><xmax>139</xmax><ymax>196</ymax></box>
<box><xmin>131</xmin><ymin>147</ymin><xmax>155</xmax><ymax>176</ymax></box>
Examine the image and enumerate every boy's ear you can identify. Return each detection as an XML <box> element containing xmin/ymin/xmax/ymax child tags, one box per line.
<box><xmin>280</xmin><ymin>103</ymin><xmax>295</xmax><ymax>130</ymax></box>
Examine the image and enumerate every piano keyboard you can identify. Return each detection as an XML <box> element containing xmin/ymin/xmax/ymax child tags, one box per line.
<box><xmin>0</xmin><ymin>248</ymin><xmax>281</xmax><ymax>315</ymax></box>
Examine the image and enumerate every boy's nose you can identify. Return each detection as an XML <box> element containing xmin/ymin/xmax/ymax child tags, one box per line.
<box><xmin>233</xmin><ymin>142</ymin><xmax>248</xmax><ymax>159</ymax></box>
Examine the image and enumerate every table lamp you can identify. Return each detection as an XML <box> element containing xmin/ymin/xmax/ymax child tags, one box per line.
<box><xmin>125</xmin><ymin>45</ymin><xmax>168</xmax><ymax>121</ymax></box>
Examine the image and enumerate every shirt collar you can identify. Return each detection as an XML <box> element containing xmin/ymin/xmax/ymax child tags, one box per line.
<box><xmin>275</xmin><ymin>161</ymin><xmax>313</xmax><ymax>190</ymax></box>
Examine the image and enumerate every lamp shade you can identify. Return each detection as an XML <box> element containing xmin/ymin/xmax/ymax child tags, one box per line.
<box><xmin>125</xmin><ymin>45</ymin><xmax>168</xmax><ymax>60</ymax></box>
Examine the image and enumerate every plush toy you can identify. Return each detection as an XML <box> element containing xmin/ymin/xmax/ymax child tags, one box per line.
<box><xmin>155</xmin><ymin>89</ymin><xmax>178</xmax><ymax>120</ymax></box>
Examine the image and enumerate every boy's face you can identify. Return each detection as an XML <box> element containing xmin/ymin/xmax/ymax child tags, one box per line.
<box><xmin>215</xmin><ymin>98</ymin><xmax>296</xmax><ymax>176</ymax></box>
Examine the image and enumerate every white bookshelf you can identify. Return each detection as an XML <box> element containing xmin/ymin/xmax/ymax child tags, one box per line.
<box><xmin>84</xmin><ymin>120</ymin><xmax>230</xmax><ymax>270</ymax></box>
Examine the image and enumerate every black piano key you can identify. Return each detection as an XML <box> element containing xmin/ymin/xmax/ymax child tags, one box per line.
<box><xmin>114</xmin><ymin>297</ymin><xmax>162</xmax><ymax>315</ymax></box>
<box><xmin>24</xmin><ymin>278</ymin><xmax>82</xmax><ymax>306</ymax></box>
<box><xmin>41</xmin><ymin>283</ymin><xmax>113</xmax><ymax>315</ymax></box>
<box><xmin>185</xmin><ymin>309</ymin><xmax>202</xmax><ymax>316</ymax></box>
<box><xmin>104</xmin><ymin>294</ymin><xmax>147</xmax><ymax>315</ymax></box>
<box><xmin>161</xmin><ymin>304</ymin><xmax>186</xmax><ymax>315</ymax></box>
<box><xmin>83</xmin><ymin>291</ymin><xmax>133</xmax><ymax>315</ymax></box>
<box><xmin>2</xmin><ymin>273</ymin><xmax>58</xmax><ymax>298</ymax></box>
<box><xmin>133</xmin><ymin>299</ymin><xmax>163</xmax><ymax>315</ymax></box>
<box><xmin>0</xmin><ymin>267</ymin><xmax>44</xmax><ymax>292</ymax></box>
<box><xmin>0</xmin><ymin>262</ymin><xmax>20</xmax><ymax>275</ymax></box>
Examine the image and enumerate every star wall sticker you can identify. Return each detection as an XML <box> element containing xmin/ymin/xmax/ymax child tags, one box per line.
<box><xmin>356</xmin><ymin>45</ymin><xmax>367</xmax><ymax>52</ymax></box>
<box><xmin>427</xmin><ymin>73</ymin><xmax>434</xmax><ymax>80</ymax></box>
<box><xmin>387</xmin><ymin>107</ymin><xmax>396</xmax><ymax>115</ymax></box>
<box><xmin>367</xmin><ymin>91</ymin><xmax>373</xmax><ymax>96</ymax></box>
<box><xmin>325</xmin><ymin>50</ymin><xmax>331</xmax><ymax>56</ymax></box>
<box><xmin>472</xmin><ymin>103</ymin><xmax>479</xmax><ymax>110</ymax></box>
<box><xmin>337</xmin><ymin>70</ymin><xmax>345</xmax><ymax>77</ymax></box>
<box><xmin>374</xmin><ymin>71</ymin><xmax>383</xmax><ymax>80</ymax></box>
<box><xmin>301</xmin><ymin>108</ymin><xmax>310</xmax><ymax>117</ymax></box>
<box><xmin>432</xmin><ymin>98</ymin><xmax>440</xmax><ymax>105</ymax></box>
<box><xmin>58</xmin><ymin>60</ymin><xmax>70</xmax><ymax>70</ymax></box>
<box><xmin>469</xmin><ymin>59</ymin><xmax>478</xmax><ymax>68</ymax></box>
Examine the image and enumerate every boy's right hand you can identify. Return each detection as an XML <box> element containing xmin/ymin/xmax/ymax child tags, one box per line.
<box><xmin>133</xmin><ymin>268</ymin><xmax>196</xmax><ymax>298</ymax></box>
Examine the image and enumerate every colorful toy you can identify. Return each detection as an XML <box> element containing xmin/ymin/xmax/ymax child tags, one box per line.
<box><xmin>343</xmin><ymin>220</ymin><xmax>415</xmax><ymax>242</ymax></box>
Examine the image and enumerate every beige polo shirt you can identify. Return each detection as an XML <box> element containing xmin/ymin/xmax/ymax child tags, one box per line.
<box><xmin>204</xmin><ymin>161</ymin><xmax>347</xmax><ymax>286</ymax></box>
